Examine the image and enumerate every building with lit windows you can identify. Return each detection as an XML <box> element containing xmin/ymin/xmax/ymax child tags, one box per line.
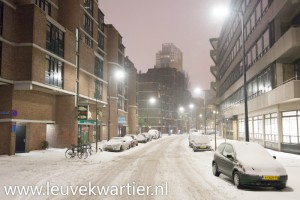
<box><xmin>137</xmin><ymin>67</ymin><xmax>191</xmax><ymax>133</ymax></box>
<box><xmin>210</xmin><ymin>0</ymin><xmax>300</xmax><ymax>154</ymax></box>
<box><xmin>155</xmin><ymin>43</ymin><xmax>183</xmax><ymax>72</ymax></box>
<box><xmin>0</xmin><ymin>0</ymin><xmax>137</xmax><ymax>155</ymax></box>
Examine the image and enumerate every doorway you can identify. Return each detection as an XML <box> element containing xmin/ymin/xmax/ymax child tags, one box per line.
<box><xmin>15</xmin><ymin>126</ymin><xmax>26</xmax><ymax>153</ymax></box>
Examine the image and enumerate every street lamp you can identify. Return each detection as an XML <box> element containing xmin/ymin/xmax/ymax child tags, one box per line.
<box><xmin>212</xmin><ymin>5</ymin><xmax>249</xmax><ymax>142</ymax></box>
<box><xmin>146</xmin><ymin>97</ymin><xmax>156</xmax><ymax>130</ymax></box>
<box><xmin>108</xmin><ymin>69</ymin><xmax>125</xmax><ymax>140</ymax></box>
<box><xmin>213</xmin><ymin>110</ymin><xmax>218</xmax><ymax>150</ymax></box>
<box><xmin>189</xmin><ymin>104</ymin><xmax>195</xmax><ymax>129</ymax></box>
<box><xmin>194</xmin><ymin>88</ymin><xmax>207</xmax><ymax>135</ymax></box>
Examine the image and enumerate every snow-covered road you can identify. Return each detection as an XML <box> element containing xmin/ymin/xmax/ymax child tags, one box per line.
<box><xmin>1</xmin><ymin>134</ymin><xmax>300</xmax><ymax>200</ymax></box>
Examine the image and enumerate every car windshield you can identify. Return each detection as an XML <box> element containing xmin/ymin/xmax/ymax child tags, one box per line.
<box><xmin>232</xmin><ymin>142</ymin><xmax>278</xmax><ymax>167</ymax></box>
<box><xmin>109</xmin><ymin>138</ymin><xmax>122</xmax><ymax>143</ymax></box>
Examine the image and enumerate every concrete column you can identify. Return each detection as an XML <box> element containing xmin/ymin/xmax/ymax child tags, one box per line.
<box><xmin>277</xmin><ymin>110</ymin><xmax>283</xmax><ymax>151</ymax></box>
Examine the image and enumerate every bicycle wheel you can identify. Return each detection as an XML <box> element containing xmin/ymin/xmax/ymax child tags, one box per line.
<box><xmin>65</xmin><ymin>149</ymin><xmax>75</xmax><ymax>158</ymax></box>
<box><xmin>89</xmin><ymin>146</ymin><xmax>96</xmax><ymax>155</ymax></box>
<box><xmin>80</xmin><ymin>148</ymin><xmax>89</xmax><ymax>159</ymax></box>
<box><xmin>77</xmin><ymin>150</ymin><xmax>82</xmax><ymax>159</ymax></box>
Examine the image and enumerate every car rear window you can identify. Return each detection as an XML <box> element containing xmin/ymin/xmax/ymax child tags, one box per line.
<box><xmin>217</xmin><ymin>143</ymin><xmax>226</xmax><ymax>153</ymax></box>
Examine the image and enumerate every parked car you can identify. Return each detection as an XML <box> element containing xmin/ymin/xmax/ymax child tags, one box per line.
<box><xmin>142</xmin><ymin>132</ymin><xmax>152</xmax><ymax>142</ymax></box>
<box><xmin>212</xmin><ymin>141</ymin><xmax>288</xmax><ymax>190</ymax></box>
<box><xmin>136</xmin><ymin>133</ymin><xmax>148</xmax><ymax>143</ymax></box>
<box><xmin>148</xmin><ymin>129</ymin><xmax>159</xmax><ymax>139</ymax></box>
<box><xmin>103</xmin><ymin>137</ymin><xmax>131</xmax><ymax>152</ymax></box>
<box><xmin>124</xmin><ymin>134</ymin><xmax>138</xmax><ymax>147</ymax></box>
<box><xmin>190</xmin><ymin>134</ymin><xmax>212</xmax><ymax>152</ymax></box>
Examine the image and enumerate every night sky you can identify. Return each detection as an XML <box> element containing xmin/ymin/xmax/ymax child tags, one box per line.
<box><xmin>99</xmin><ymin>0</ymin><xmax>230</xmax><ymax>90</ymax></box>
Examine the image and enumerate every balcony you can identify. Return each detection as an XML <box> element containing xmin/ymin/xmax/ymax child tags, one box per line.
<box><xmin>210</xmin><ymin>65</ymin><xmax>217</xmax><ymax>78</ymax></box>
<box><xmin>271</xmin><ymin>26</ymin><xmax>300</xmax><ymax>63</ymax></box>
<box><xmin>210</xmin><ymin>49</ymin><xmax>218</xmax><ymax>65</ymax></box>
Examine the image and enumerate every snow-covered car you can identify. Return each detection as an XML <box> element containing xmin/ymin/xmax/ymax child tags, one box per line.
<box><xmin>212</xmin><ymin>141</ymin><xmax>288</xmax><ymax>190</ymax></box>
<box><xmin>148</xmin><ymin>129</ymin><xmax>159</xmax><ymax>139</ymax></box>
<box><xmin>137</xmin><ymin>133</ymin><xmax>148</xmax><ymax>143</ymax></box>
<box><xmin>103</xmin><ymin>137</ymin><xmax>131</xmax><ymax>152</ymax></box>
<box><xmin>124</xmin><ymin>135</ymin><xmax>138</xmax><ymax>147</ymax></box>
<box><xmin>142</xmin><ymin>132</ymin><xmax>152</xmax><ymax>142</ymax></box>
<box><xmin>190</xmin><ymin>134</ymin><xmax>212</xmax><ymax>152</ymax></box>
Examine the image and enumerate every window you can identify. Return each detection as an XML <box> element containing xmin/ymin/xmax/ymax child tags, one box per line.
<box><xmin>217</xmin><ymin>143</ymin><xmax>226</xmax><ymax>153</ymax></box>
<box><xmin>84</xmin><ymin>0</ymin><xmax>93</xmax><ymax>15</ymax></box>
<box><xmin>251</xmin><ymin>13</ymin><xmax>256</xmax><ymax>30</ymax></box>
<box><xmin>239</xmin><ymin>119</ymin><xmax>245</xmax><ymax>140</ymax></box>
<box><xmin>35</xmin><ymin>0</ymin><xmax>51</xmax><ymax>15</ymax></box>
<box><xmin>94</xmin><ymin>57</ymin><xmax>103</xmax><ymax>78</ymax></box>
<box><xmin>0</xmin><ymin>1</ymin><xmax>3</xmax><ymax>35</ymax></box>
<box><xmin>0</xmin><ymin>42</ymin><xmax>2</xmax><ymax>75</ymax></box>
<box><xmin>84</xmin><ymin>14</ymin><xmax>93</xmax><ymax>47</ymax></box>
<box><xmin>0</xmin><ymin>2</ymin><xmax>2</xmax><ymax>74</ymax></box>
<box><xmin>263</xmin><ymin>29</ymin><xmax>270</xmax><ymax>50</ymax></box>
<box><xmin>98</xmin><ymin>11</ymin><xmax>105</xmax><ymax>32</ymax></box>
<box><xmin>282</xmin><ymin>111</ymin><xmax>299</xmax><ymax>144</ymax></box>
<box><xmin>222</xmin><ymin>144</ymin><xmax>234</xmax><ymax>157</ymax></box>
<box><xmin>249</xmin><ymin>118</ymin><xmax>253</xmax><ymax>141</ymax></box>
<box><xmin>98</xmin><ymin>33</ymin><xmax>104</xmax><ymax>51</ymax></box>
<box><xmin>46</xmin><ymin>21</ymin><xmax>64</xmax><ymax>57</ymax></box>
<box><xmin>94</xmin><ymin>80</ymin><xmax>102</xmax><ymax>100</ymax></box>
<box><xmin>265</xmin><ymin>113</ymin><xmax>278</xmax><ymax>142</ymax></box>
<box><xmin>45</xmin><ymin>55</ymin><xmax>63</xmax><ymax>88</ymax></box>
<box><xmin>253</xmin><ymin>116</ymin><xmax>263</xmax><ymax>141</ymax></box>
<box><xmin>256</xmin><ymin>1</ymin><xmax>262</xmax><ymax>21</ymax></box>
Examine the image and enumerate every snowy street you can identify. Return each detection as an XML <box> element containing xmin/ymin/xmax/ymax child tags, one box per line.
<box><xmin>1</xmin><ymin>134</ymin><xmax>300</xmax><ymax>200</ymax></box>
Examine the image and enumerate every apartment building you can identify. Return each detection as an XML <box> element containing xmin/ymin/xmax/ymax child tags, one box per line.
<box><xmin>0</xmin><ymin>0</ymin><xmax>137</xmax><ymax>155</ymax></box>
<box><xmin>211</xmin><ymin>0</ymin><xmax>300</xmax><ymax>154</ymax></box>
<box><xmin>137</xmin><ymin>67</ymin><xmax>191</xmax><ymax>134</ymax></box>
<box><xmin>155</xmin><ymin>43</ymin><xmax>183</xmax><ymax>72</ymax></box>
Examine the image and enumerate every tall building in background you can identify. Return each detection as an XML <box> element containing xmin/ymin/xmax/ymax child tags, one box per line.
<box><xmin>137</xmin><ymin>68</ymin><xmax>191</xmax><ymax>133</ymax></box>
<box><xmin>211</xmin><ymin>0</ymin><xmax>300</xmax><ymax>154</ymax></box>
<box><xmin>155</xmin><ymin>43</ymin><xmax>183</xmax><ymax>72</ymax></box>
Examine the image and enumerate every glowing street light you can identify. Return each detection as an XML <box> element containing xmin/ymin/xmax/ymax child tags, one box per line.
<box><xmin>146</xmin><ymin>97</ymin><xmax>156</xmax><ymax>128</ymax></box>
<box><xmin>212</xmin><ymin>5</ymin><xmax>249</xmax><ymax>142</ymax></box>
<box><xmin>194</xmin><ymin>88</ymin><xmax>207</xmax><ymax>134</ymax></box>
<box><xmin>108</xmin><ymin>69</ymin><xmax>125</xmax><ymax>140</ymax></box>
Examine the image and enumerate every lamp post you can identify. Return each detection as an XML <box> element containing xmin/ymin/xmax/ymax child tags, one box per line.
<box><xmin>194</xmin><ymin>88</ymin><xmax>207</xmax><ymax>135</ymax></box>
<box><xmin>108</xmin><ymin>69</ymin><xmax>125</xmax><ymax>140</ymax></box>
<box><xmin>213</xmin><ymin>110</ymin><xmax>218</xmax><ymax>150</ymax></box>
<box><xmin>211</xmin><ymin>5</ymin><xmax>249</xmax><ymax>142</ymax></box>
<box><xmin>240</xmin><ymin>11</ymin><xmax>249</xmax><ymax>142</ymax></box>
<box><xmin>146</xmin><ymin>97</ymin><xmax>156</xmax><ymax>130</ymax></box>
<box><xmin>189</xmin><ymin>103</ymin><xmax>194</xmax><ymax>129</ymax></box>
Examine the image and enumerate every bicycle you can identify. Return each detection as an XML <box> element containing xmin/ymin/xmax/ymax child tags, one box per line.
<box><xmin>85</xmin><ymin>142</ymin><xmax>103</xmax><ymax>155</ymax></box>
<box><xmin>65</xmin><ymin>144</ymin><xmax>89</xmax><ymax>159</ymax></box>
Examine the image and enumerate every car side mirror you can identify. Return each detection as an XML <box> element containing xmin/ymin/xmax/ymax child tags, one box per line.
<box><xmin>226</xmin><ymin>154</ymin><xmax>234</xmax><ymax>160</ymax></box>
<box><xmin>273</xmin><ymin>156</ymin><xmax>276</xmax><ymax>159</ymax></box>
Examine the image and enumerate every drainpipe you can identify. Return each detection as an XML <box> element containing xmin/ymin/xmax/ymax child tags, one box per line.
<box><xmin>75</xmin><ymin>28</ymin><xmax>80</xmax><ymax>145</ymax></box>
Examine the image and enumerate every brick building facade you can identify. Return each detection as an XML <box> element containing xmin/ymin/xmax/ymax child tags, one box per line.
<box><xmin>0</xmin><ymin>0</ymin><xmax>137</xmax><ymax>155</ymax></box>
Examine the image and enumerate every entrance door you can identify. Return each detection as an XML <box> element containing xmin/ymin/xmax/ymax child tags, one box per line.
<box><xmin>15</xmin><ymin>126</ymin><xmax>26</xmax><ymax>153</ymax></box>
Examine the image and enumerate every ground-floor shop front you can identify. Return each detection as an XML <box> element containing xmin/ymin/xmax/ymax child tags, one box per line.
<box><xmin>222</xmin><ymin>101</ymin><xmax>300</xmax><ymax>154</ymax></box>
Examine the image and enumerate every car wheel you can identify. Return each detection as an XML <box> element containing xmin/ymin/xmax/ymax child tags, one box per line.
<box><xmin>212</xmin><ymin>162</ymin><xmax>220</xmax><ymax>177</ymax></box>
<box><xmin>233</xmin><ymin>171</ymin><xmax>242</xmax><ymax>189</ymax></box>
<box><xmin>275</xmin><ymin>185</ymin><xmax>286</xmax><ymax>190</ymax></box>
<box><xmin>120</xmin><ymin>146</ymin><xmax>123</xmax><ymax>152</ymax></box>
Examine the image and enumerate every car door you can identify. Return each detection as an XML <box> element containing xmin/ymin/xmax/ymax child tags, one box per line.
<box><xmin>215</xmin><ymin>143</ymin><xmax>227</xmax><ymax>173</ymax></box>
<box><xmin>221</xmin><ymin>144</ymin><xmax>235</xmax><ymax>177</ymax></box>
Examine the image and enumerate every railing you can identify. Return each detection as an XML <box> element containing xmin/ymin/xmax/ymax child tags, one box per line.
<box><xmin>265</xmin><ymin>134</ymin><xmax>278</xmax><ymax>142</ymax></box>
<box><xmin>282</xmin><ymin>135</ymin><xmax>300</xmax><ymax>144</ymax></box>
